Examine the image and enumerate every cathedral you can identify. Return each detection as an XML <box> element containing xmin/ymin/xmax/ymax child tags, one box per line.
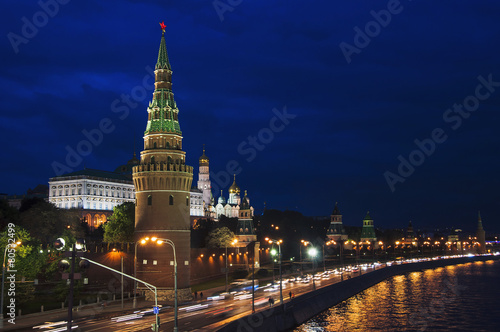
<box><xmin>191</xmin><ymin>147</ymin><xmax>257</xmax><ymax>249</ymax></box>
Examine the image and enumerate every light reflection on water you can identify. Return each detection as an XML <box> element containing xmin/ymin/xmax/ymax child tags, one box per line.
<box><xmin>294</xmin><ymin>260</ymin><xmax>500</xmax><ymax>332</ymax></box>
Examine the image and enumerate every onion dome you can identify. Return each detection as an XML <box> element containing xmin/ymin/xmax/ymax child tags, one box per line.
<box><xmin>229</xmin><ymin>174</ymin><xmax>240</xmax><ymax>194</ymax></box>
<box><xmin>218</xmin><ymin>190</ymin><xmax>226</xmax><ymax>204</ymax></box>
<box><xmin>199</xmin><ymin>145</ymin><xmax>209</xmax><ymax>165</ymax></box>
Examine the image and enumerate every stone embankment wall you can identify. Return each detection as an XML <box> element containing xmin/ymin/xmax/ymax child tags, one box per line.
<box><xmin>217</xmin><ymin>255</ymin><xmax>499</xmax><ymax>332</ymax></box>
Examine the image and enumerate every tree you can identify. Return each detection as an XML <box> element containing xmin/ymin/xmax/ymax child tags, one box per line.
<box><xmin>18</xmin><ymin>200</ymin><xmax>83</xmax><ymax>243</ymax></box>
<box><xmin>206</xmin><ymin>227</ymin><xmax>236</xmax><ymax>249</ymax></box>
<box><xmin>103</xmin><ymin>202</ymin><xmax>135</xmax><ymax>243</ymax></box>
<box><xmin>0</xmin><ymin>199</ymin><xmax>20</xmax><ymax>231</ymax></box>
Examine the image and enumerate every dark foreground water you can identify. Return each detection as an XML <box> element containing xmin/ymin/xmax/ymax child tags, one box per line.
<box><xmin>294</xmin><ymin>259</ymin><xmax>500</xmax><ymax>331</ymax></box>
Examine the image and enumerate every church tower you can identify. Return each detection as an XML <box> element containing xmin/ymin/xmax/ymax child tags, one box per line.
<box><xmin>132</xmin><ymin>24</ymin><xmax>193</xmax><ymax>301</ymax></box>
<box><xmin>197</xmin><ymin>146</ymin><xmax>212</xmax><ymax>208</ymax></box>
<box><xmin>228</xmin><ymin>174</ymin><xmax>241</xmax><ymax>205</ymax></box>
<box><xmin>476</xmin><ymin>211</ymin><xmax>486</xmax><ymax>254</ymax></box>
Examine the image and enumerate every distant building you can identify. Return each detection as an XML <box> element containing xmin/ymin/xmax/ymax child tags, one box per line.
<box><xmin>1</xmin><ymin>184</ymin><xmax>49</xmax><ymax>209</ymax></box>
<box><xmin>48</xmin><ymin>156</ymin><xmax>138</xmax><ymax>228</ymax></box>
<box><xmin>327</xmin><ymin>202</ymin><xmax>348</xmax><ymax>242</ymax></box>
<box><xmin>360</xmin><ymin>211</ymin><xmax>378</xmax><ymax>248</ymax></box>
<box><xmin>404</xmin><ymin>221</ymin><xmax>417</xmax><ymax>247</ymax></box>
<box><xmin>476</xmin><ymin>211</ymin><xmax>486</xmax><ymax>254</ymax></box>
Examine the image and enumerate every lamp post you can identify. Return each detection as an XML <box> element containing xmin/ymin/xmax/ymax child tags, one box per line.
<box><xmin>81</xmin><ymin>257</ymin><xmax>159</xmax><ymax>331</ymax></box>
<box><xmin>1</xmin><ymin>241</ymin><xmax>21</xmax><ymax>328</ymax></box>
<box><xmin>266</xmin><ymin>238</ymin><xmax>283</xmax><ymax>304</ymax></box>
<box><xmin>154</xmin><ymin>237</ymin><xmax>178</xmax><ymax>332</ymax></box>
<box><xmin>323</xmin><ymin>240</ymin><xmax>335</xmax><ymax>272</ymax></box>
<box><xmin>225</xmin><ymin>239</ymin><xmax>238</xmax><ymax>292</ymax></box>
<box><xmin>308</xmin><ymin>247</ymin><xmax>318</xmax><ymax>290</ymax></box>
<box><xmin>133</xmin><ymin>239</ymin><xmax>146</xmax><ymax>308</ymax></box>
<box><xmin>300</xmin><ymin>240</ymin><xmax>309</xmax><ymax>275</ymax></box>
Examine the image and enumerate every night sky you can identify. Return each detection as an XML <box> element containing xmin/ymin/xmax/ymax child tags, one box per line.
<box><xmin>2</xmin><ymin>1</ymin><xmax>499</xmax><ymax>233</ymax></box>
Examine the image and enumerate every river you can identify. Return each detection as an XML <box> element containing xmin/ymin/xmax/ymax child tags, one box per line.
<box><xmin>294</xmin><ymin>259</ymin><xmax>500</xmax><ymax>331</ymax></box>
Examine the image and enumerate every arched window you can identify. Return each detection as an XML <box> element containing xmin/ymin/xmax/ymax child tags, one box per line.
<box><xmin>151</xmin><ymin>156</ymin><xmax>155</xmax><ymax>164</ymax></box>
<box><xmin>154</xmin><ymin>142</ymin><xmax>157</xmax><ymax>148</ymax></box>
<box><xmin>148</xmin><ymin>195</ymin><xmax>152</xmax><ymax>206</ymax></box>
<box><xmin>186</xmin><ymin>196</ymin><xmax>189</xmax><ymax>207</ymax></box>
<box><xmin>169</xmin><ymin>195</ymin><xmax>174</xmax><ymax>205</ymax></box>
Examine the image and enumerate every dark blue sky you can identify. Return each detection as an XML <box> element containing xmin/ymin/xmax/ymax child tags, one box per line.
<box><xmin>2</xmin><ymin>1</ymin><xmax>499</xmax><ymax>233</ymax></box>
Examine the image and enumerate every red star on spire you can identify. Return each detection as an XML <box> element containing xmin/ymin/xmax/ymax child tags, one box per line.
<box><xmin>159</xmin><ymin>21</ymin><xmax>166</xmax><ymax>32</ymax></box>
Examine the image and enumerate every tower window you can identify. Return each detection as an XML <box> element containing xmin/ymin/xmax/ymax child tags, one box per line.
<box><xmin>154</xmin><ymin>142</ymin><xmax>157</xmax><ymax>148</ymax></box>
<box><xmin>186</xmin><ymin>196</ymin><xmax>189</xmax><ymax>207</ymax></box>
<box><xmin>169</xmin><ymin>195</ymin><xmax>174</xmax><ymax>205</ymax></box>
<box><xmin>148</xmin><ymin>195</ymin><xmax>152</xmax><ymax>206</ymax></box>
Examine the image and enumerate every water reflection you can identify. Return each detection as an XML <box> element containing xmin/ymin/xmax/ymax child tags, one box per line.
<box><xmin>295</xmin><ymin>261</ymin><xmax>500</xmax><ymax>332</ymax></box>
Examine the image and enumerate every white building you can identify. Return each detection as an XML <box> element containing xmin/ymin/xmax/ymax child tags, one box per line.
<box><xmin>49</xmin><ymin>168</ymin><xmax>135</xmax><ymax>228</ymax></box>
<box><xmin>190</xmin><ymin>188</ymin><xmax>204</xmax><ymax>217</ymax></box>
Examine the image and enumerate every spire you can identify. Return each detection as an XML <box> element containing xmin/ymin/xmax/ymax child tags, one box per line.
<box><xmin>364</xmin><ymin>211</ymin><xmax>372</xmax><ymax>220</ymax></box>
<box><xmin>332</xmin><ymin>202</ymin><xmax>341</xmax><ymax>215</ymax></box>
<box><xmin>144</xmin><ymin>24</ymin><xmax>181</xmax><ymax>135</ymax></box>
<box><xmin>156</xmin><ymin>22</ymin><xmax>171</xmax><ymax>70</ymax></box>
<box><xmin>477</xmin><ymin>211</ymin><xmax>484</xmax><ymax>230</ymax></box>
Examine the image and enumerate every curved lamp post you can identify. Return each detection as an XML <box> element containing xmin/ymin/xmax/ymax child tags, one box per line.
<box><xmin>133</xmin><ymin>238</ymin><xmax>148</xmax><ymax>308</ymax></box>
<box><xmin>265</xmin><ymin>237</ymin><xmax>283</xmax><ymax>304</ymax></box>
<box><xmin>152</xmin><ymin>237</ymin><xmax>178</xmax><ymax>332</ymax></box>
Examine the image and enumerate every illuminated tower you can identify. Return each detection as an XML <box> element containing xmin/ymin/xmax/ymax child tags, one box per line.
<box><xmin>360</xmin><ymin>211</ymin><xmax>377</xmax><ymax>243</ymax></box>
<box><xmin>327</xmin><ymin>202</ymin><xmax>348</xmax><ymax>242</ymax></box>
<box><xmin>197</xmin><ymin>146</ymin><xmax>212</xmax><ymax>209</ymax></box>
<box><xmin>236</xmin><ymin>190</ymin><xmax>259</xmax><ymax>267</ymax></box>
<box><xmin>132</xmin><ymin>25</ymin><xmax>193</xmax><ymax>301</ymax></box>
<box><xmin>476</xmin><ymin>211</ymin><xmax>486</xmax><ymax>254</ymax></box>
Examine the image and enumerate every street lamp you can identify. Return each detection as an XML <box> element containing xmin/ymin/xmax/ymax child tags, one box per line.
<box><xmin>133</xmin><ymin>238</ymin><xmax>147</xmax><ymax>308</ymax></box>
<box><xmin>153</xmin><ymin>238</ymin><xmax>178</xmax><ymax>332</ymax></box>
<box><xmin>266</xmin><ymin>237</ymin><xmax>283</xmax><ymax>304</ymax></box>
<box><xmin>1</xmin><ymin>241</ymin><xmax>21</xmax><ymax>328</ymax></box>
<box><xmin>81</xmin><ymin>257</ymin><xmax>159</xmax><ymax>331</ymax></box>
<box><xmin>323</xmin><ymin>240</ymin><xmax>335</xmax><ymax>272</ymax></box>
<box><xmin>308</xmin><ymin>247</ymin><xmax>318</xmax><ymax>290</ymax></box>
<box><xmin>300</xmin><ymin>240</ymin><xmax>309</xmax><ymax>275</ymax></box>
<box><xmin>225</xmin><ymin>239</ymin><xmax>238</xmax><ymax>292</ymax></box>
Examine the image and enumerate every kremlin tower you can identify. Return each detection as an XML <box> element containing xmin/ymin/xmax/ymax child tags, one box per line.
<box><xmin>476</xmin><ymin>211</ymin><xmax>486</xmax><ymax>254</ymax></box>
<box><xmin>132</xmin><ymin>24</ymin><xmax>193</xmax><ymax>301</ymax></box>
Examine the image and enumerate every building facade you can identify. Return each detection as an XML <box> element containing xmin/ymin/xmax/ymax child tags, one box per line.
<box><xmin>48</xmin><ymin>168</ymin><xmax>135</xmax><ymax>228</ymax></box>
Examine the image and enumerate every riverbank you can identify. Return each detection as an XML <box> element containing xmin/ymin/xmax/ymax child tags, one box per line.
<box><xmin>216</xmin><ymin>254</ymin><xmax>499</xmax><ymax>332</ymax></box>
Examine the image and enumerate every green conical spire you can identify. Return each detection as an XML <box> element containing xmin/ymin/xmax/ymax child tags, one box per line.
<box><xmin>145</xmin><ymin>29</ymin><xmax>181</xmax><ymax>136</ymax></box>
<box><xmin>156</xmin><ymin>30</ymin><xmax>171</xmax><ymax>70</ymax></box>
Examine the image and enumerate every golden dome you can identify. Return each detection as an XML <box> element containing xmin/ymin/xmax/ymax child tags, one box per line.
<box><xmin>229</xmin><ymin>174</ymin><xmax>240</xmax><ymax>194</ymax></box>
